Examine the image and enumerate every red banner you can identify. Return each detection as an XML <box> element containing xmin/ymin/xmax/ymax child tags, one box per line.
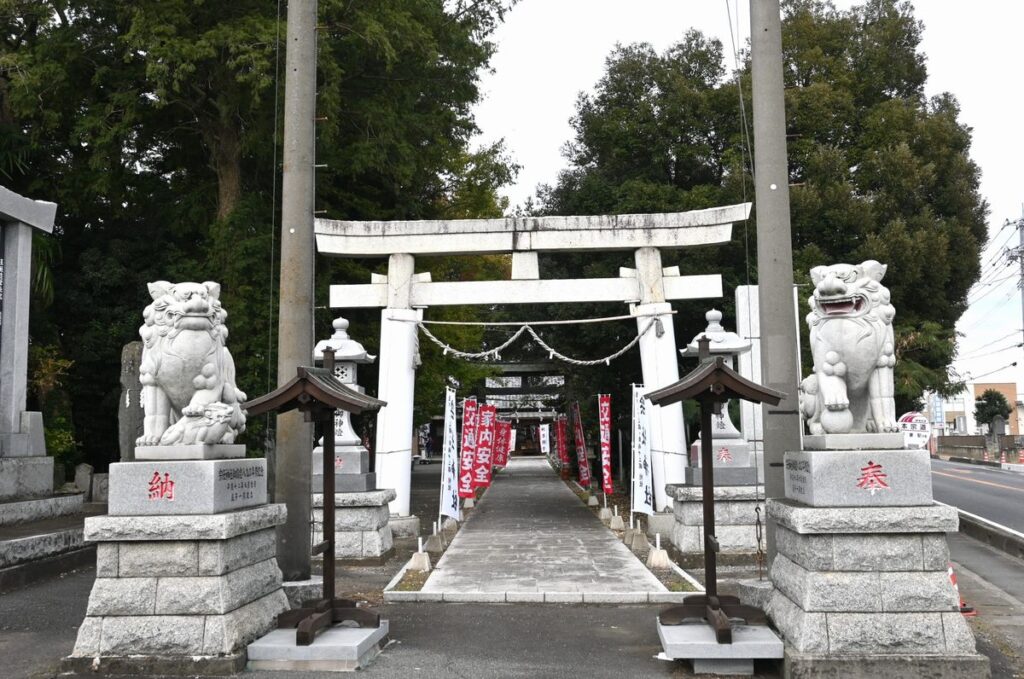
<box><xmin>457</xmin><ymin>399</ymin><xmax>478</xmax><ymax>498</ymax></box>
<box><xmin>571</xmin><ymin>401</ymin><xmax>592</xmax><ymax>486</ymax></box>
<box><xmin>555</xmin><ymin>416</ymin><xmax>570</xmax><ymax>468</ymax></box>
<box><xmin>598</xmin><ymin>394</ymin><xmax>613</xmax><ymax>494</ymax></box>
<box><xmin>493</xmin><ymin>420</ymin><xmax>511</xmax><ymax>468</ymax></box>
<box><xmin>472</xmin><ymin>404</ymin><xmax>497</xmax><ymax>488</ymax></box>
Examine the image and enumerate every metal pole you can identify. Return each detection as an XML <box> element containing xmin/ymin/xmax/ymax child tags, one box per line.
<box><xmin>275</xmin><ymin>0</ymin><xmax>317</xmax><ymax>581</ymax></box>
<box><xmin>750</xmin><ymin>0</ymin><xmax>803</xmax><ymax>565</ymax></box>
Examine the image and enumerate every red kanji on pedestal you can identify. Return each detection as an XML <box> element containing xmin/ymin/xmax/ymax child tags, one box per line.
<box><xmin>855</xmin><ymin>460</ymin><xmax>889</xmax><ymax>493</ymax></box>
<box><xmin>147</xmin><ymin>471</ymin><xmax>174</xmax><ymax>500</ymax></box>
<box><xmin>716</xmin><ymin>447</ymin><xmax>733</xmax><ymax>464</ymax></box>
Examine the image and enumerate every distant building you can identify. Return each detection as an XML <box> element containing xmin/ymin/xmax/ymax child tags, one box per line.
<box><xmin>923</xmin><ymin>382</ymin><xmax>1022</xmax><ymax>436</ymax></box>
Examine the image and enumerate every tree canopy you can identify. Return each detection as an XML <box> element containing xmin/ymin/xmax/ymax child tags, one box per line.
<box><xmin>974</xmin><ymin>389</ymin><xmax>1011</xmax><ymax>429</ymax></box>
<box><xmin>535</xmin><ymin>0</ymin><xmax>987</xmax><ymax>419</ymax></box>
<box><xmin>1</xmin><ymin>0</ymin><xmax>517</xmax><ymax>469</ymax></box>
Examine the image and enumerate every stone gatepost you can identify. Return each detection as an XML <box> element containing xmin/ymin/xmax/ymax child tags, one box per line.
<box><xmin>0</xmin><ymin>188</ymin><xmax>85</xmax><ymax>522</ymax></box>
<box><xmin>65</xmin><ymin>281</ymin><xmax>288</xmax><ymax>674</ymax></box>
<box><xmin>311</xmin><ymin>317</ymin><xmax>395</xmax><ymax>562</ymax></box>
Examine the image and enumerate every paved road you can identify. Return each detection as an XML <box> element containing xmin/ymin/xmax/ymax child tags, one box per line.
<box><xmin>422</xmin><ymin>458</ymin><xmax>665</xmax><ymax>596</ymax></box>
<box><xmin>931</xmin><ymin>458</ymin><xmax>1024</xmax><ymax>532</ymax></box>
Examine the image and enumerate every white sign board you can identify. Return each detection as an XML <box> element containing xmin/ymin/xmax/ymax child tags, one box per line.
<box><xmin>439</xmin><ymin>386</ymin><xmax>461</xmax><ymax>521</ymax></box>
<box><xmin>631</xmin><ymin>385</ymin><xmax>654</xmax><ymax>516</ymax></box>
<box><xmin>539</xmin><ymin>423</ymin><xmax>551</xmax><ymax>455</ymax></box>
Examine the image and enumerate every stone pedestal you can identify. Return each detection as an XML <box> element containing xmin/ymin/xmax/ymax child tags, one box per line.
<box><xmin>667</xmin><ymin>484</ymin><xmax>766</xmax><ymax>560</ymax></box>
<box><xmin>0</xmin><ymin>411</ymin><xmax>57</xmax><ymax>502</ymax></box>
<box><xmin>765</xmin><ymin>499</ymin><xmax>989</xmax><ymax>677</ymax></box>
<box><xmin>312</xmin><ymin>489</ymin><xmax>395</xmax><ymax>563</ymax></box>
<box><xmin>67</xmin><ymin>446</ymin><xmax>289</xmax><ymax>673</ymax></box>
<box><xmin>68</xmin><ymin>504</ymin><xmax>289</xmax><ymax>672</ymax></box>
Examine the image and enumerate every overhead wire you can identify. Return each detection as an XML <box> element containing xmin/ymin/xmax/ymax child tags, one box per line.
<box><xmin>966</xmin><ymin>361</ymin><xmax>1019</xmax><ymax>381</ymax></box>
<box><xmin>953</xmin><ymin>343</ymin><xmax>1023</xmax><ymax>362</ymax></box>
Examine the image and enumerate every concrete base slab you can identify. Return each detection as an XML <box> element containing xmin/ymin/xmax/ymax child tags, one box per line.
<box><xmin>246</xmin><ymin>620</ymin><xmax>389</xmax><ymax>672</ymax></box>
<box><xmin>1002</xmin><ymin>462</ymin><xmax>1024</xmax><ymax>473</ymax></box>
<box><xmin>389</xmin><ymin>514</ymin><xmax>420</xmax><ymax>538</ymax></box>
<box><xmin>782</xmin><ymin>649</ymin><xmax>990</xmax><ymax>679</ymax></box>
<box><xmin>658</xmin><ymin>620</ymin><xmax>784</xmax><ymax>671</ymax></box>
<box><xmin>693</xmin><ymin>658</ymin><xmax>754</xmax><ymax>676</ymax></box>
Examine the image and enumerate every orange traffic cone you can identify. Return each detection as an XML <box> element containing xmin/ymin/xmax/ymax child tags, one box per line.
<box><xmin>983</xmin><ymin>450</ymin><xmax>990</xmax><ymax>462</ymax></box>
<box><xmin>1000</xmin><ymin>451</ymin><xmax>1007</xmax><ymax>464</ymax></box>
<box><xmin>1018</xmin><ymin>450</ymin><xmax>1024</xmax><ymax>464</ymax></box>
<box><xmin>948</xmin><ymin>563</ymin><xmax>977</xmax><ymax>617</ymax></box>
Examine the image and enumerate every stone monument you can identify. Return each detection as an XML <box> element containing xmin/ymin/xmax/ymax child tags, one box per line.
<box><xmin>66</xmin><ymin>281</ymin><xmax>288</xmax><ymax>675</ymax></box>
<box><xmin>311</xmin><ymin>317</ymin><xmax>394</xmax><ymax>562</ymax></box>
<box><xmin>766</xmin><ymin>261</ymin><xmax>989</xmax><ymax>677</ymax></box>
<box><xmin>669</xmin><ymin>310</ymin><xmax>765</xmax><ymax>563</ymax></box>
<box><xmin>0</xmin><ymin>186</ymin><xmax>84</xmax><ymax>544</ymax></box>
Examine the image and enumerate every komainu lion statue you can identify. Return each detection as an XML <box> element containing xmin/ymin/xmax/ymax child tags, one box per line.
<box><xmin>136</xmin><ymin>281</ymin><xmax>246</xmax><ymax>446</ymax></box>
<box><xmin>799</xmin><ymin>260</ymin><xmax>898</xmax><ymax>435</ymax></box>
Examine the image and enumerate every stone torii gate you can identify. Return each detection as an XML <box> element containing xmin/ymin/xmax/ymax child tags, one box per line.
<box><xmin>0</xmin><ymin>187</ymin><xmax>57</xmax><ymax>460</ymax></box>
<box><xmin>315</xmin><ymin>203</ymin><xmax>751</xmax><ymax>519</ymax></box>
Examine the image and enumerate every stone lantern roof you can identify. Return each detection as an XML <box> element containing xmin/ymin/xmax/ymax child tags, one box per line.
<box><xmin>313</xmin><ymin>316</ymin><xmax>375</xmax><ymax>364</ymax></box>
<box><xmin>681</xmin><ymin>309</ymin><xmax>751</xmax><ymax>358</ymax></box>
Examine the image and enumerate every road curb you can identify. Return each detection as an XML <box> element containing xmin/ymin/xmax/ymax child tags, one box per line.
<box><xmin>946</xmin><ymin>456</ymin><xmax>1001</xmax><ymax>468</ymax></box>
<box><xmin>939</xmin><ymin>502</ymin><xmax>1024</xmax><ymax>561</ymax></box>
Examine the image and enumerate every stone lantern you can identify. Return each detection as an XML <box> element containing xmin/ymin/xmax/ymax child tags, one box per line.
<box><xmin>310</xmin><ymin>317</ymin><xmax>394</xmax><ymax>562</ymax></box>
<box><xmin>679</xmin><ymin>309</ymin><xmax>756</xmax><ymax>486</ymax></box>
<box><xmin>313</xmin><ymin>316</ymin><xmax>375</xmax><ymax>452</ymax></box>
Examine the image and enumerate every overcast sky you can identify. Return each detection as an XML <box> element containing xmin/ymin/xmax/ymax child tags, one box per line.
<box><xmin>470</xmin><ymin>0</ymin><xmax>1024</xmax><ymax>396</ymax></box>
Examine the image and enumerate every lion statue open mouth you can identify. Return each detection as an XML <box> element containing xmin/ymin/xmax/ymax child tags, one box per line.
<box><xmin>799</xmin><ymin>260</ymin><xmax>898</xmax><ymax>435</ymax></box>
<box><xmin>136</xmin><ymin>281</ymin><xmax>246</xmax><ymax>446</ymax></box>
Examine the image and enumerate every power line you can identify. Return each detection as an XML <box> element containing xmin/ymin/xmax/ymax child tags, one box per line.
<box><xmin>958</xmin><ymin>330</ymin><xmax>1024</xmax><ymax>355</ymax></box>
<box><xmin>967</xmin><ymin>275</ymin><xmax>1017</xmax><ymax>305</ymax></box>
<box><xmin>954</xmin><ymin>342</ymin><xmax>1023</xmax><ymax>362</ymax></box>
<box><xmin>966</xmin><ymin>361</ymin><xmax>1019</xmax><ymax>381</ymax></box>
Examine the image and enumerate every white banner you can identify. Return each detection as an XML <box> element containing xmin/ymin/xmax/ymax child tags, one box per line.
<box><xmin>539</xmin><ymin>423</ymin><xmax>551</xmax><ymax>455</ymax></box>
<box><xmin>508</xmin><ymin>427</ymin><xmax>517</xmax><ymax>455</ymax></box>
<box><xmin>439</xmin><ymin>386</ymin><xmax>461</xmax><ymax>521</ymax></box>
<box><xmin>631</xmin><ymin>385</ymin><xmax>654</xmax><ymax>516</ymax></box>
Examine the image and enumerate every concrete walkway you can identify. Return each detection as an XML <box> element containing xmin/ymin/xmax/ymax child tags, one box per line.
<box><xmin>418</xmin><ymin>457</ymin><xmax>670</xmax><ymax>603</ymax></box>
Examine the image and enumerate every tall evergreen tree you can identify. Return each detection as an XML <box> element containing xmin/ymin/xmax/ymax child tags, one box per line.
<box><xmin>0</xmin><ymin>0</ymin><xmax>517</xmax><ymax>468</ymax></box>
<box><xmin>538</xmin><ymin>0</ymin><xmax>986</xmax><ymax>417</ymax></box>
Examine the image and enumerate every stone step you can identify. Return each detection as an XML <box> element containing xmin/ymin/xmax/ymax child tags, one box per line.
<box><xmin>0</xmin><ymin>493</ymin><xmax>83</xmax><ymax>526</ymax></box>
<box><xmin>0</xmin><ymin>512</ymin><xmax>94</xmax><ymax>569</ymax></box>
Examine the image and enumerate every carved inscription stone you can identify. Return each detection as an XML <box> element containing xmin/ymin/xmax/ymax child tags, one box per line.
<box><xmin>108</xmin><ymin>459</ymin><xmax>266</xmax><ymax>516</ymax></box>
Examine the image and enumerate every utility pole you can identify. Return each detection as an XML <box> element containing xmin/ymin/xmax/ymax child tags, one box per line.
<box><xmin>750</xmin><ymin>0</ymin><xmax>803</xmax><ymax>564</ymax></box>
<box><xmin>276</xmin><ymin>0</ymin><xmax>318</xmax><ymax>582</ymax></box>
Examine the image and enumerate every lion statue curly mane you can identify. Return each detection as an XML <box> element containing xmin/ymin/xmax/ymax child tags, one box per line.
<box><xmin>137</xmin><ymin>281</ymin><xmax>246</xmax><ymax>446</ymax></box>
<box><xmin>799</xmin><ymin>260</ymin><xmax>898</xmax><ymax>436</ymax></box>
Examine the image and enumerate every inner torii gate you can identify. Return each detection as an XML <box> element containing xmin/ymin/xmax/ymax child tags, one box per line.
<box><xmin>315</xmin><ymin>203</ymin><xmax>751</xmax><ymax>518</ymax></box>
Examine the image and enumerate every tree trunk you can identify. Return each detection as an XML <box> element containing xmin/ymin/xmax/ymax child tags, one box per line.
<box><xmin>205</xmin><ymin>116</ymin><xmax>243</xmax><ymax>222</ymax></box>
<box><xmin>215</xmin><ymin>124</ymin><xmax>242</xmax><ymax>222</ymax></box>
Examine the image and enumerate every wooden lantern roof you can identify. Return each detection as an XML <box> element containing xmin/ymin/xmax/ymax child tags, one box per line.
<box><xmin>243</xmin><ymin>366</ymin><xmax>386</xmax><ymax>417</ymax></box>
<box><xmin>645</xmin><ymin>355</ymin><xmax>785</xmax><ymax>407</ymax></box>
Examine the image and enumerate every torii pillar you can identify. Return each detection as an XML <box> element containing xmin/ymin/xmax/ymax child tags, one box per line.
<box><xmin>374</xmin><ymin>253</ymin><xmax>422</xmax><ymax>521</ymax></box>
<box><xmin>629</xmin><ymin>247</ymin><xmax>687</xmax><ymax>512</ymax></box>
<box><xmin>0</xmin><ymin>186</ymin><xmax>58</xmax><ymax>499</ymax></box>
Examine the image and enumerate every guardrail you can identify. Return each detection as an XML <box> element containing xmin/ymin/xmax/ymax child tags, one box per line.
<box><xmin>939</xmin><ymin>502</ymin><xmax>1024</xmax><ymax>561</ymax></box>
